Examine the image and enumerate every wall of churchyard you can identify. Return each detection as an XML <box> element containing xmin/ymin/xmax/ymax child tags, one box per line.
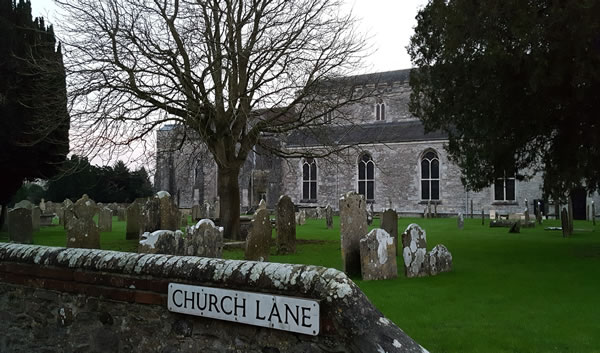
<box><xmin>281</xmin><ymin>140</ymin><xmax>558</xmax><ymax>216</ymax></box>
<box><xmin>0</xmin><ymin>243</ymin><xmax>427</xmax><ymax>353</ymax></box>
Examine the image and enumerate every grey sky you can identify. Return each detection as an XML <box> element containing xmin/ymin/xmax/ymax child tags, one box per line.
<box><xmin>30</xmin><ymin>0</ymin><xmax>428</xmax><ymax>72</ymax></box>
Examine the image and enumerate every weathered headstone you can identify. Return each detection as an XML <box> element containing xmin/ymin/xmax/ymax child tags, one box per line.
<box><xmin>401</xmin><ymin>224</ymin><xmax>428</xmax><ymax>278</ymax></box>
<box><xmin>184</xmin><ymin>219</ymin><xmax>224</xmax><ymax>258</ymax></box>
<box><xmin>191</xmin><ymin>204</ymin><xmax>201</xmax><ymax>221</ymax></box>
<box><xmin>367</xmin><ymin>203</ymin><xmax>374</xmax><ymax>225</ymax></box>
<box><xmin>276</xmin><ymin>195</ymin><xmax>296</xmax><ymax>254</ymax></box>
<box><xmin>561</xmin><ymin>207</ymin><xmax>570</xmax><ymax>237</ymax></box>
<box><xmin>381</xmin><ymin>209</ymin><xmax>398</xmax><ymax>252</ymax></box>
<box><xmin>508</xmin><ymin>221</ymin><xmax>521</xmax><ymax>234</ymax></box>
<box><xmin>245</xmin><ymin>208</ymin><xmax>272</xmax><ymax>261</ymax></box>
<box><xmin>117</xmin><ymin>207</ymin><xmax>127</xmax><ymax>221</ymax></box>
<box><xmin>325</xmin><ymin>205</ymin><xmax>333</xmax><ymax>229</ymax></box>
<box><xmin>258</xmin><ymin>198</ymin><xmax>267</xmax><ymax>211</ymax></box>
<box><xmin>201</xmin><ymin>200</ymin><xmax>211</xmax><ymax>219</ymax></box>
<box><xmin>593</xmin><ymin>201</ymin><xmax>596</xmax><ymax>226</ymax></box>
<box><xmin>213</xmin><ymin>199</ymin><xmax>220</xmax><ymax>219</ymax></box>
<box><xmin>457</xmin><ymin>212</ymin><xmax>464</xmax><ymax>230</ymax></box>
<box><xmin>427</xmin><ymin>244</ymin><xmax>453</xmax><ymax>276</ymax></box>
<box><xmin>537</xmin><ymin>201</ymin><xmax>543</xmax><ymax>225</ymax></box>
<box><xmin>315</xmin><ymin>206</ymin><xmax>323</xmax><ymax>219</ymax></box>
<box><xmin>14</xmin><ymin>200</ymin><xmax>33</xmax><ymax>210</ymax></box>
<box><xmin>66</xmin><ymin>195</ymin><xmax>100</xmax><ymax>249</ymax></box>
<box><xmin>339</xmin><ymin>192</ymin><xmax>368</xmax><ymax>276</ymax></box>
<box><xmin>62</xmin><ymin>199</ymin><xmax>74</xmax><ymax>229</ymax></box>
<box><xmin>39</xmin><ymin>199</ymin><xmax>46</xmax><ymax>213</ymax></box>
<box><xmin>8</xmin><ymin>207</ymin><xmax>33</xmax><ymax>244</ymax></box>
<box><xmin>98</xmin><ymin>207</ymin><xmax>113</xmax><ymax>232</ymax></box>
<box><xmin>296</xmin><ymin>209</ymin><xmax>306</xmax><ymax>226</ymax></box>
<box><xmin>158</xmin><ymin>191</ymin><xmax>180</xmax><ymax>230</ymax></box>
<box><xmin>360</xmin><ymin>228</ymin><xmax>397</xmax><ymax>281</ymax></box>
<box><xmin>126</xmin><ymin>201</ymin><xmax>142</xmax><ymax>239</ymax></box>
<box><xmin>31</xmin><ymin>206</ymin><xmax>41</xmax><ymax>231</ymax></box>
<box><xmin>138</xmin><ymin>230</ymin><xmax>184</xmax><ymax>254</ymax></box>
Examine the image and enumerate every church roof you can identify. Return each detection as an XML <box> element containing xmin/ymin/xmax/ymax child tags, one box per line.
<box><xmin>286</xmin><ymin>119</ymin><xmax>448</xmax><ymax>148</ymax></box>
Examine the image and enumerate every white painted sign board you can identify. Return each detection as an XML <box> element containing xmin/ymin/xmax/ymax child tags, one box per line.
<box><xmin>168</xmin><ymin>283</ymin><xmax>320</xmax><ymax>336</ymax></box>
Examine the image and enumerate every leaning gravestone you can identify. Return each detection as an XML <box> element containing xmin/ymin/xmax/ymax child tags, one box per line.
<box><xmin>276</xmin><ymin>195</ymin><xmax>296</xmax><ymax>254</ymax></box>
<box><xmin>359</xmin><ymin>228</ymin><xmax>397</xmax><ymax>281</ymax></box>
<box><xmin>381</xmin><ymin>209</ymin><xmax>398</xmax><ymax>252</ymax></box>
<box><xmin>340</xmin><ymin>192</ymin><xmax>368</xmax><ymax>277</ymax></box>
<box><xmin>62</xmin><ymin>199</ymin><xmax>74</xmax><ymax>229</ymax></box>
<box><xmin>98</xmin><ymin>207</ymin><xmax>113</xmax><ymax>232</ymax></box>
<box><xmin>325</xmin><ymin>205</ymin><xmax>333</xmax><ymax>229</ymax></box>
<box><xmin>184</xmin><ymin>219</ymin><xmax>224</xmax><ymax>258</ymax></box>
<box><xmin>8</xmin><ymin>207</ymin><xmax>33</xmax><ymax>244</ymax></box>
<box><xmin>31</xmin><ymin>206</ymin><xmax>41</xmax><ymax>231</ymax></box>
<box><xmin>245</xmin><ymin>208</ymin><xmax>272</xmax><ymax>261</ymax></box>
<box><xmin>401</xmin><ymin>224</ymin><xmax>428</xmax><ymax>278</ymax></box>
<box><xmin>457</xmin><ymin>212</ymin><xmax>464</xmax><ymax>230</ymax></box>
<box><xmin>258</xmin><ymin>199</ymin><xmax>267</xmax><ymax>211</ymax></box>
<box><xmin>126</xmin><ymin>201</ymin><xmax>142</xmax><ymax>239</ymax></box>
<box><xmin>66</xmin><ymin>195</ymin><xmax>100</xmax><ymax>249</ymax></box>
<box><xmin>191</xmin><ymin>204</ymin><xmax>201</xmax><ymax>221</ymax></box>
<box><xmin>14</xmin><ymin>200</ymin><xmax>33</xmax><ymax>210</ymax></box>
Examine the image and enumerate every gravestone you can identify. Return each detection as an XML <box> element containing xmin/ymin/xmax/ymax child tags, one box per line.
<box><xmin>276</xmin><ymin>195</ymin><xmax>296</xmax><ymax>254</ymax></box>
<box><xmin>524</xmin><ymin>199</ymin><xmax>530</xmax><ymax>224</ymax></box>
<box><xmin>213</xmin><ymin>200</ymin><xmax>220</xmax><ymax>219</ymax></box>
<box><xmin>184</xmin><ymin>219</ymin><xmax>224</xmax><ymax>258</ymax></box>
<box><xmin>339</xmin><ymin>192</ymin><xmax>368</xmax><ymax>276</ymax></box>
<box><xmin>258</xmin><ymin>199</ymin><xmax>267</xmax><ymax>211</ymax></box>
<box><xmin>66</xmin><ymin>195</ymin><xmax>100</xmax><ymax>249</ymax></box>
<box><xmin>62</xmin><ymin>199</ymin><xmax>74</xmax><ymax>229</ymax></box>
<box><xmin>423</xmin><ymin>206</ymin><xmax>428</xmax><ymax>219</ymax></box>
<box><xmin>359</xmin><ymin>228</ymin><xmax>397</xmax><ymax>281</ymax></box>
<box><xmin>427</xmin><ymin>244</ymin><xmax>453</xmax><ymax>276</ymax></box>
<box><xmin>45</xmin><ymin>201</ymin><xmax>55</xmax><ymax>214</ymax></box>
<box><xmin>14</xmin><ymin>200</ymin><xmax>33</xmax><ymax>210</ymax></box>
<box><xmin>401</xmin><ymin>224</ymin><xmax>428</xmax><ymax>278</ymax></box>
<box><xmin>98</xmin><ymin>207</ymin><xmax>113</xmax><ymax>232</ymax></box>
<box><xmin>457</xmin><ymin>212</ymin><xmax>464</xmax><ymax>230</ymax></box>
<box><xmin>8</xmin><ymin>207</ymin><xmax>33</xmax><ymax>244</ymax></box>
<box><xmin>32</xmin><ymin>206</ymin><xmax>41</xmax><ymax>231</ymax></box>
<box><xmin>508</xmin><ymin>221</ymin><xmax>520</xmax><ymax>234</ymax></box>
<box><xmin>201</xmin><ymin>201</ymin><xmax>211</xmax><ymax>219</ymax></box>
<box><xmin>191</xmin><ymin>204</ymin><xmax>201</xmax><ymax>221</ymax></box>
<box><xmin>561</xmin><ymin>207</ymin><xmax>570</xmax><ymax>237</ymax></box>
<box><xmin>315</xmin><ymin>206</ymin><xmax>323</xmax><ymax>219</ymax></box>
<box><xmin>245</xmin><ymin>208</ymin><xmax>272</xmax><ymax>261</ymax></box>
<box><xmin>593</xmin><ymin>202</ymin><xmax>596</xmax><ymax>226</ymax></box>
<box><xmin>380</xmin><ymin>209</ymin><xmax>398</xmax><ymax>252</ymax></box>
<box><xmin>537</xmin><ymin>201</ymin><xmax>543</xmax><ymax>225</ymax></box>
<box><xmin>138</xmin><ymin>230</ymin><xmax>184</xmax><ymax>254</ymax></box>
<box><xmin>117</xmin><ymin>207</ymin><xmax>126</xmax><ymax>221</ymax></box>
<box><xmin>325</xmin><ymin>205</ymin><xmax>333</xmax><ymax>229</ymax></box>
<box><xmin>158</xmin><ymin>191</ymin><xmax>179</xmax><ymax>230</ymax></box>
<box><xmin>126</xmin><ymin>201</ymin><xmax>142</xmax><ymax>239</ymax></box>
<box><xmin>295</xmin><ymin>209</ymin><xmax>306</xmax><ymax>226</ymax></box>
<box><xmin>367</xmin><ymin>203</ymin><xmax>374</xmax><ymax>225</ymax></box>
<box><xmin>39</xmin><ymin>199</ymin><xmax>46</xmax><ymax>213</ymax></box>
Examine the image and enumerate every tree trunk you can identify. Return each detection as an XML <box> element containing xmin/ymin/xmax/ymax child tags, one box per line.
<box><xmin>218</xmin><ymin>166</ymin><xmax>241</xmax><ymax>240</ymax></box>
<box><xmin>0</xmin><ymin>203</ymin><xmax>7</xmax><ymax>230</ymax></box>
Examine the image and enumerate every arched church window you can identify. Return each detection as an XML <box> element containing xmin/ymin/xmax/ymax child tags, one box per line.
<box><xmin>302</xmin><ymin>158</ymin><xmax>317</xmax><ymax>201</ymax></box>
<box><xmin>375</xmin><ymin>99</ymin><xmax>386</xmax><ymax>121</ymax></box>
<box><xmin>358</xmin><ymin>153</ymin><xmax>375</xmax><ymax>201</ymax></box>
<box><xmin>421</xmin><ymin>150</ymin><xmax>440</xmax><ymax>200</ymax></box>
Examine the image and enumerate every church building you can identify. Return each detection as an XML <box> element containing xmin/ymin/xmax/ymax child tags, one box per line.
<box><xmin>154</xmin><ymin>69</ymin><xmax>599</xmax><ymax>219</ymax></box>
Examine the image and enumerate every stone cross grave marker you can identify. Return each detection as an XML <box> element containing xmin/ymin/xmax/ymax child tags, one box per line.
<box><xmin>360</xmin><ymin>228</ymin><xmax>397</xmax><ymax>281</ymax></box>
<box><xmin>276</xmin><ymin>195</ymin><xmax>296</xmax><ymax>254</ymax></box>
<box><xmin>245</xmin><ymin>208</ymin><xmax>272</xmax><ymax>261</ymax></box>
<box><xmin>339</xmin><ymin>192</ymin><xmax>367</xmax><ymax>277</ymax></box>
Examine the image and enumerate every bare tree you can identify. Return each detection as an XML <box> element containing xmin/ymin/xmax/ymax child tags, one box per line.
<box><xmin>56</xmin><ymin>0</ymin><xmax>368</xmax><ymax>238</ymax></box>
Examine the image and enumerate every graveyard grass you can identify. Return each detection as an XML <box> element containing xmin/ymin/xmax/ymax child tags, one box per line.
<box><xmin>2</xmin><ymin>216</ymin><xmax>600</xmax><ymax>353</ymax></box>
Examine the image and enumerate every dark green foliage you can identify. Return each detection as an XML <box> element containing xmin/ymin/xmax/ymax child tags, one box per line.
<box><xmin>44</xmin><ymin>155</ymin><xmax>153</xmax><ymax>203</ymax></box>
<box><xmin>10</xmin><ymin>182</ymin><xmax>44</xmax><ymax>206</ymax></box>
<box><xmin>408</xmin><ymin>0</ymin><xmax>600</xmax><ymax>201</ymax></box>
<box><xmin>0</xmin><ymin>0</ymin><xmax>69</xmax><ymax>205</ymax></box>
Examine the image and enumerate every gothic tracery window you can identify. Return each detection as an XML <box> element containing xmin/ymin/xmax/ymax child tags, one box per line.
<box><xmin>358</xmin><ymin>153</ymin><xmax>375</xmax><ymax>201</ymax></box>
<box><xmin>302</xmin><ymin>158</ymin><xmax>317</xmax><ymax>201</ymax></box>
<box><xmin>421</xmin><ymin>150</ymin><xmax>440</xmax><ymax>200</ymax></box>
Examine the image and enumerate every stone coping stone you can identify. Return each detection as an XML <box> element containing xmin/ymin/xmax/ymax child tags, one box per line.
<box><xmin>0</xmin><ymin>243</ymin><xmax>427</xmax><ymax>353</ymax></box>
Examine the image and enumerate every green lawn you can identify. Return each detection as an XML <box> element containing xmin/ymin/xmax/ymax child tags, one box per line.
<box><xmin>2</xmin><ymin>216</ymin><xmax>599</xmax><ymax>353</ymax></box>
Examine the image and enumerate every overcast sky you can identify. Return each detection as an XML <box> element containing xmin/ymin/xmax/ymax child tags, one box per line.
<box><xmin>31</xmin><ymin>0</ymin><xmax>428</xmax><ymax>72</ymax></box>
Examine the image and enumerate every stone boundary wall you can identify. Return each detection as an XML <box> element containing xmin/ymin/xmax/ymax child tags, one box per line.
<box><xmin>0</xmin><ymin>243</ymin><xmax>427</xmax><ymax>353</ymax></box>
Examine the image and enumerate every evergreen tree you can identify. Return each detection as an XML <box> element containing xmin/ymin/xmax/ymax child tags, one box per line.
<box><xmin>0</xmin><ymin>0</ymin><xmax>69</xmax><ymax>225</ymax></box>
